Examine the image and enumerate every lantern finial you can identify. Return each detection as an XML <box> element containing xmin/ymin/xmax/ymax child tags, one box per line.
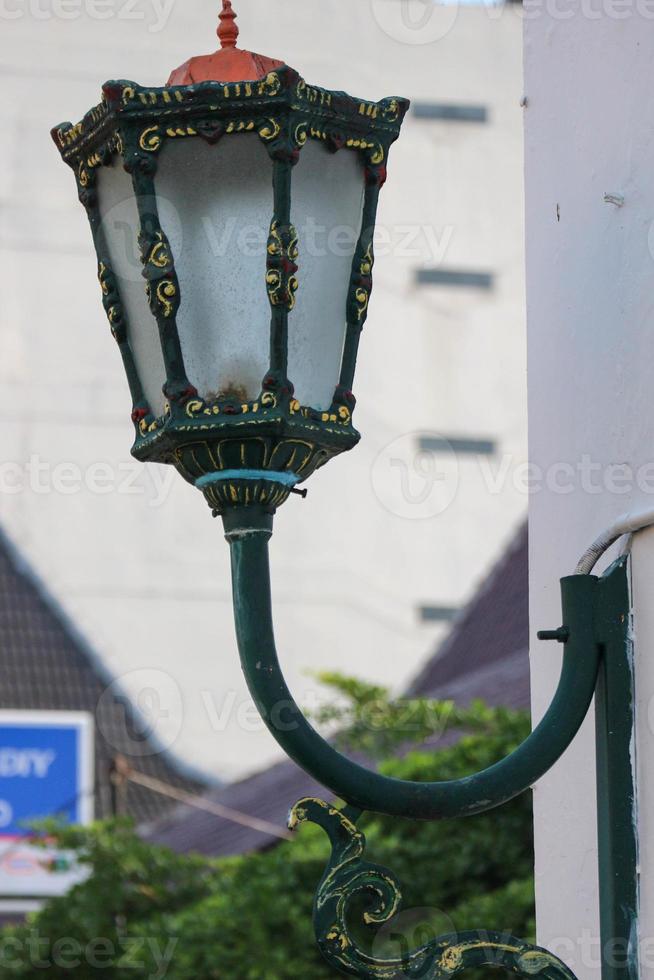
<box><xmin>166</xmin><ymin>0</ymin><xmax>283</xmax><ymax>87</ymax></box>
<box><xmin>218</xmin><ymin>0</ymin><xmax>239</xmax><ymax>49</ymax></box>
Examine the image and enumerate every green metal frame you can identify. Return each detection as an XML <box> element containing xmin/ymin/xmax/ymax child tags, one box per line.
<box><xmin>52</xmin><ymin>67</ymin><xmax>408</xmax><ymax>515</ymax></box>
<box><xmin>288</xmin><ymin>799</ymin><xmax>576</xmax><ymax>979</ymax></box>
<box><xmin>594</xmin><ymin>560</ymin><xmax>639</xmax><ymax>980</ymax></box>
<box><xmin>226</xmin><ymin>514</ymin><xmax>637</xmax><ymax>980</ymax></box>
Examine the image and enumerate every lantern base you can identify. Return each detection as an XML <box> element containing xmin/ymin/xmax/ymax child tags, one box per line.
<box><xmin>199</xmin><ymin>471</ymin><xmax>297</xmax><ymax>516</ymax></box>
<box><xmin>130</xmin><ymin>394</ymin><xmax>361</xmax><ymax>517</ymax></box>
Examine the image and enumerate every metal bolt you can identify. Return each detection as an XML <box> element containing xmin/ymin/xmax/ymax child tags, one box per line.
<box><xmin>537</xmin><ymin>627</ymin><xmax>570</xmax><ymax>644</ymax></box>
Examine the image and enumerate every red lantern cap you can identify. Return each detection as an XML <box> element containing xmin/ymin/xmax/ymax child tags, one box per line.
<box><xmin>167</xmin><ymin>1</ymin><xmax>285</xmax><ymax>86</ymax></box>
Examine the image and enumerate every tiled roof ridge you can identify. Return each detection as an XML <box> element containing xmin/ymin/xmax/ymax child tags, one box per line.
<box><xmin>0</xmin><ymin>523</ymin><xmax>211</xmax><ymax>816</ymax></box>
<box><xmin>406</xmin><ymin>518</ymin><xmax>528</xmax><ymax>697</ymax></box>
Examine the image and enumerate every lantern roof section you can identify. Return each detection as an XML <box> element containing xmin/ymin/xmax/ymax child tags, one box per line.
<box><xmin>167</xmin><ymin>0</ymin><xmax>285</xmax><ymax>86</ymax></box>
<box><xmin>51</xmin><ymin>0</ymin><xmax>408</xmax><ymax>162</ymax></box>
<box><xmin>51</xmin><ymin>65</ymin><xmax>409</xmax><ymax>166</ymax></box>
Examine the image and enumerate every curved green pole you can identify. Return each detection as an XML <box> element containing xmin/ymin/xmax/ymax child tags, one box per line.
<box><xmin>226</xmin><ymin>514</ymin><xmax>602</xmax><ymax>821</ymax></box>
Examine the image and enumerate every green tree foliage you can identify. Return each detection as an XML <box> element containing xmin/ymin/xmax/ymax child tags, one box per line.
<box><xmin>0</xmin><ymin>676</ymin><xmax>534</xmax><ymax>979</ymax></box>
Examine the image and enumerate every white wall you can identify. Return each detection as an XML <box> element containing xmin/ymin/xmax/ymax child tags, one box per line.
<box><xmin>1</xmin><ymin>0</ymin><xmax>526</xmax><ymax>782</ymax></box>
<box><xmin>525</xmin><ymin>7</ymin><xmax>654</xmax><ymax>975</ymax></box>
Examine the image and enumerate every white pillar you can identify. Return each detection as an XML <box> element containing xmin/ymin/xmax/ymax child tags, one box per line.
<box><xmin>525</xmin><ymin>7</ymin><xmax>654</xmax><ymax>977</ymax></box>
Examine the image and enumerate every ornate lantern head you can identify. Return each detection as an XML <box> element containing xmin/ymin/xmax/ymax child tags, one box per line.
<box><xmin>52</xmin><ymin>2</ymin><xmax>408</xmax><ymax>521</ymax></box>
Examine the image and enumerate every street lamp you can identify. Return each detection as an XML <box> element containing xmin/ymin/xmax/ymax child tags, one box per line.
<box><xmin>52</xmin><ymin>0</ymin><xmax>406</xmax><ymax>520</ymax></box>
<box><xmin>53</xmin><ymin>7</ymin><xmax>634</xmax><ymax>979</ymax></box>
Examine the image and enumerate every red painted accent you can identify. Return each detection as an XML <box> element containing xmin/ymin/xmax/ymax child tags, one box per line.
<box><xmin>162</xmin><ymin>384</ymin><xmax>199</xmax><ymax>404</ymax></box>
<box><xmin>365</xmin><ymin>165</ymin><xmax>388</xmax><ymax>188</ymax></box>
<box><xmin>178</xmin><ymin>385</ymin><xmax>199</xmax><ymax>402</ymax></box>
<box><xmin>167</xmin><ymin>1</ymin><xmax>285</xmax><ymax>86</ymax></box>
<box><xmin>131</xmin><ymin>408</ymin><xmax>148</xmax><ymax>423</ymax></box>
<box><xmin>101</xmin><ymin>81</ymin><xmax>125</xmax><ymax>105</ymax></box>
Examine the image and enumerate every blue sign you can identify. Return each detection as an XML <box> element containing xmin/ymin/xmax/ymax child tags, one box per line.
<box><xmin>0</xmin><ymin>713</ymin><xmax>93</xmax><ymax>838</ymax></box>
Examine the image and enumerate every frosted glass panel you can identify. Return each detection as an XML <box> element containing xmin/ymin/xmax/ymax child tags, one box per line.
<box><xmin>290</xmin><ymin>142</ymin><xmax>365</xmax><ymax>410</ymax></box>
<box><xmin>97</xmin><ymin>163</ymin><xmax>166</xmax><ymax>416</ymax></box>
<box><xmin>156</xmin><ymin>136</ymin><xmax>273</xmax><ymax>402</ymax></box>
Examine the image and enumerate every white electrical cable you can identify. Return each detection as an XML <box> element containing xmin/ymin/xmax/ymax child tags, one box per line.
<box><xmin>575</xmin><ymin>509</ymin><xmax>654</xmax><ymax>575</ymax></box>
